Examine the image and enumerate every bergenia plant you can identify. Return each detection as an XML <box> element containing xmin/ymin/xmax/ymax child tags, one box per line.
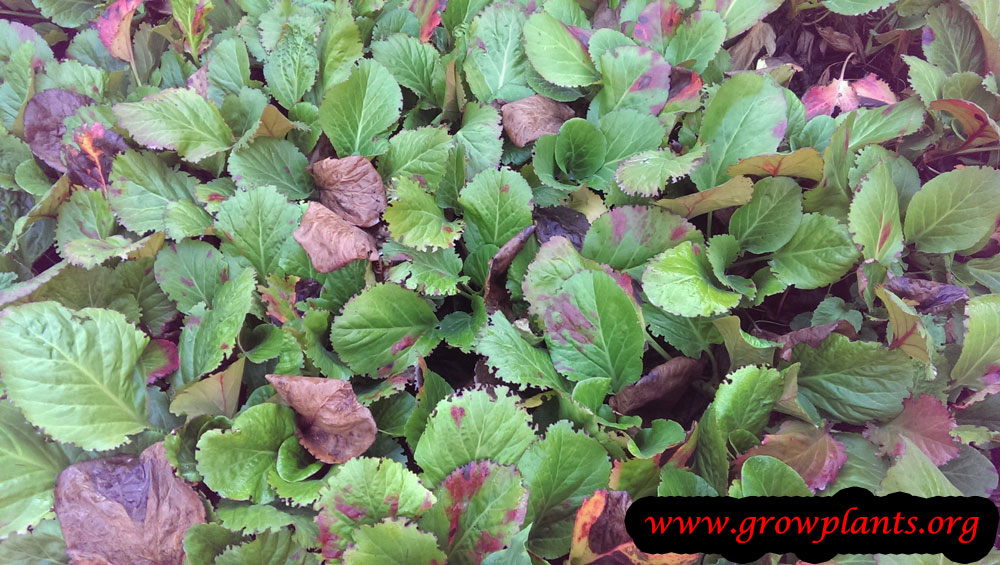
<box><xmin>0</xmin><ymin>0</ymin><xmax>998</xmax><ymax>563</ymax></box>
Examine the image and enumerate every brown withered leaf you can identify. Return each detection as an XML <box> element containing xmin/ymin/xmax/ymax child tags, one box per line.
<box><xmin>483</xmin><ymin>225</ymin><xmax>535</xmax><ymax>314</ymax></box>
<box><xmin>24</xmin><ymin>89</ymin><xmax>94</xmax><ymax>172</ymax></box>
<box><xmin>610</xmin><ymin>356</ymin><xmax>701</xmax><ymax>414</ymax></box>
<box><xmin>501</xmin><ymin>95</ymin><xmax>575</xmax><ymax>147</ymax></box>
<box><xmin>533</xmin><ymin>206</ymin><xmax>589</xmax><ymax>250</ymax></box>
<box><xmin>885</xmin><ymin>276</ymin><xmax>968</xmax><ymax>314</ymax></box>
<box><xmin>266</xmin><ymin>375</ymin><xmax>377</xmax><ymax>464</ymax></box>
<box><xmin>308</xmin><ymin>156</ymin><xmax>386</xmax><ymax>227</ymax></box>
<box><xmin>756</xmin><ymin>320</ymin><xmax>857</xmax><ymax>362</ymax></box>
<box><xmin>293</xmin><ymin>202</ymin><xmax>379</xmax><ymax>273</ymax></box>
<box><xmin>54</xmin><ymin>442</ymin><xmax>206</xmax><ymax>565</ymax></box>
<box><xmin>729</xmin><ymin>21</ymin><xmax>776</xmax><ymax>70</ymax></box>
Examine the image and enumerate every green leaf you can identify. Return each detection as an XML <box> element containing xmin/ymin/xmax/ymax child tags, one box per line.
<box><xmin>922</xmin><ymin>3</ymin><xmax>985</xmax><ymax>76</ymax></box>
<box><xmin>791</xmin><ymin>334</ymin><xmax>919</xmax><ymax>425</ymax></box>
<box><xmin>214</xmin><ymin>185</ymin><xmax>303</xmax><ymax>277</ymax></box>
<box><xmin>0</xmin><ymin>401</ymin><xmax>70</xmax><ymax>537</ymax></box>
<box><xmin>517</xmin><ymin>420</ymin><xmax>611</xmax><ymax>558</ymax></box>
<box><xmin>615</xmin><ymin>145</ymin><xmax>707</xmax><ymax>197</ymax></box>
<box><xmin>627</xmin><ymin>419</ymin><xmax>685</xmax><ymax>458</ymax></box>
<box><xmin>177</xmin><ymin>267</ymin><xmax>256</xmax><ymax>384</ymax></box>
<box><xmin>117</xmin><ymin>258</ymin><xmax>178</xmax><ymax>337</ymax></box>
<box><xmin>701</xmin><ymin>0</ymin><xmax>783</xmax><ymax>39</ymax></box>
<box><xmin>404</xmin><ymin>369</ymin><xmax>454</xmax><ymax>449</ymax></box>
<box><xmin>28</xmin><ymin>265</ymin><xmax>140</xmax><ymax>325</ymax></box>
<box><xmin>643</xmin><ymin>304</ymin><xmax>723</xmax><ymax>358</ymax></box>
<box><xmin>465</xmin><ymin>3</ymin><xmax>533</xmax><ymax>103</ymax></box>
<box><xmin>770</xmin><ymin>213</ymin><xmax>858</xmax><ymax>289</ymax></box>
<box><xmin>458</xmin><ymin>167</ymin><xmax>534</xmax><ymax>252</ymax></box>
<box><xmin>714</xmin><ymin>366</ymin><xmax>783</xmax><ymax>437</ymax></box>
<box><xmin>55</xmin><ymin>189</ymin><xmax>138</xmax><ymax>269</ymax></box>
<box><xmin>315</xmin><ymin>457</ymin><xmax>435</xmax><ymax>558</ymax></box>
<box><xmin>738</xmin><ymin>456</ymin><xmax>812</xmax><ymax>497</ymax></box>
<box><xmin>581</xmin><ymin>205</ymin><xmax>700</xmax><ymax>273</ymax></box>
<box><xmin>384</xmin><ymin>241</ymin><xmax>469</xmax><ymax>296</ymax></box>
<box><xmin>419</xmin><ymin>461</ymin><xmax>527</xmax><ymax>565</ymax></box>
<box><xmin>195</xmin><ymin>403</ymin><xmax>296</xmax><ymax>502</ymax></box>
<box><xmin>263</xmin><ymin>30</ymin><xmax>318</xmax><ymax>109</ymax></box>
<box><xmin>154</xmin><ymin>239</ymin><xmax>251</xmax><ymax>315</ymax></box>
<box><xmin>319</xmin><ymin>59</ymin><xmax>402</xmax><ymax>157</ymax></box>
<box><xmin>537</xmin><ymin>270</ymin><xmax>644</xmax><ymax>392</ymax></box>
<box><xmin>316</xmin><ymin>0</ymin><xmax>362</xmax><ymax>93</ymax></box>
<box><xmin>227</xmin><ymin>138</ymin><xmax>314</xmax><ymax>200</ymax></box>
<box><xmin>706</xmin><ymin>234</ymin><xmax>755</xmax><ymax>296</ymax></box>
<box><xmin>663</xmin><ymin>10</ymin><xmax>726</xmax><ymax>73</ymax></box>
<box><xmin>170</xmin><ymin>357</ymin><xmax>244</xmax><ymax>420</ymax></box>
<box><xmin>642</xmin><ymin>241</ymin><xmax>742</xmax><ymax>317</ymax></box>
<box><xmin>824</xmin><ymin>433</ymin><xmax>887</xmax><ymax>495</ymax></box>
<box><xmin>903</xmin><ymin>166</ymin><xmax>1000</xmax><ymax>254</ymax></box>
<box><xmin>476</xmin><ymin>311</ymin><xmax>566</xmax><ymax>392</ymax></box>
<box><xmin>183</xmin><ymin>523</ymin><xmax>244</xmax><ymax>565</ymax></box>
<box><xmin>214</xmin><ymin>529</ymin><xmax>303</xmax><ymax>565</ymax></box>
<box><xmin>598</xmin><ymin>108</ymin><xmax>665</xmax><ymax>165</ymax></box>
<box><xmin>113</xmin><ymin>88</ymin><xmax>234</xmax><ymax>163</ymax></box>
<box><xmin>454</xmin><ymin>103</ymin><xmax>503</xmax><ymax>177</ymax></box>
<box><xmin>822</xmin><ymin>0</ymin><xmax>892</xmax><ymax>15</ymax></box>
<box><xmin>0</xmin><ymin>302</ymin><xmax>149</xmax><ymax>450</ymax></box>
<box><xmin>691</xmin><ymin>73</ymin><xmax>787</xmax><ymax>190</ymax></box>
<box><xmin>713</xmin><ymin>315</ymin><xmax>778</xmax><ymax>368</ymax></box>
<box><xmin>523</xmin><ymin>11</ymin><xmax>600</xmax><ymax>88</ymax></box>
<box><xmin>951</xmin><ymin>295</ymin><xmax>1000</xmax><ymax>389</ymax></box>
<box><xmin>729</xmin><ymin>177</ymin><xmax>803</xmax><ymax>254</ymax></box>
<box><xmin>658</xmin><ymin>465</ymin><xmax>718</xmax><ymax>497</ymax></box>
<box><xmin>413</xmin><ymin>387</ymin><xmax>535</xmax><ymax>485</ymax></box>
<box><xmin>380</xmin><ymin>126</ymin><xmax>453</xmax><ymax>187</ymax></box>
<box><xmin>847</xmin><ymin>97</ymin><xmax>926</xmax><ymax>152</ymax></box>
<box><xmin>343</xmin><ymin>519</ymin><xmax>446</xmax><ymax>565</ymax></box>
<box><xmin>216</xmin><ymin>500</ymin><xmax>317</xmax><ymax>545</ymax></box>
<box><xmin>329</xmin><ymin>283</ymin><xmax>440</xmax><ymax>375</ymax></box>
<box><xmin>848</xmin><ymin>161</ymin><xmax>903</xmax><ymax>265</ymax></box>
<box><xmin>878</xmin><ymin>438</ymin><xmax>962</xmax><ymax>497</ymax></box>
<box><xmin>593</xmin><ymin>46</ymin><xmax>672</xmax><ymax>117</ymax></box>
<box><xmin>554</xmin><ymin>118</ymin><xmax>607</xmax><ymax>180</ymax></box>
<box><xmin>207</xmin><ymin>37</ymin><xmax>251</xmax><ymax>103</ymax></box>
<box><xmin>371</xmin><ymin>33</ymin><xmax>444</xmax><ymax>104</ymax></box>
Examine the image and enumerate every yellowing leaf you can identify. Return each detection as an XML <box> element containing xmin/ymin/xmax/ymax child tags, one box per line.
<box><xmin>727</xmin><ymin>148</ymin><xmax>824</xmax><ymax>181</ymax></box>
<box><xmin>875</xmin><ymin>286</ymin><xmax>931</xmax><ymax>365</ymax></box>
<box><xmin>654</xmin><ymin>176</ymin><xmax>754</xmax><ymax>218</ymax></box>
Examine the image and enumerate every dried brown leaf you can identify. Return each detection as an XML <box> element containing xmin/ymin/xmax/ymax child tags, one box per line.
<box><xmin>24</xmin><ymin>89</ymin><xmax>94</xmax><ymax>172</ymax></box>
<box><xmin>308</xmin><ymin>156</ymin><xmax>386</xmax><ymax>227</ymax></box>
<box><xmin>54</xmin><ymin>442</ymin><xmax>206</xmax><ymax>565</ymax></box>
<box><xmin>266</xmin><ymin>375</ymin><xmax>377</xmax><ymax>464</ymax></box>
<box><xmin>729</xmin><ymin>21</ymin><xmax>776</xmax><ymax>71</ymax></box>
<box><xmin>483</xmin><ymin>224</ymin><xmax>535</xmax><ymax>315</ymax></box>
<box><xmin>293</xmin><ymin>202</ymin><xmax>379</xmax><ymax>273</ymax></box>
<box><xmin>500</xmin><ymin>95</ymin><xmax>575</xmax><ymax>148</ymax></box>
<box><xmin>610</xmin><ymin>356</ymin><xmax>701</xmax><ymax>414</ymax></box>
<box><xmin>885</xmin><ymin>276</ymin><xmax>969</xmax><ymax>314</ymax></box>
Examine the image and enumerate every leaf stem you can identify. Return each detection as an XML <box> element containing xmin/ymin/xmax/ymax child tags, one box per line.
<box><xmin>0</xmin><ymin>9</ymin><xmax>46</xmax><ymax>19</ymax></box>
<box><xmin>730</xmin><ymin>254</ymin><xmax>772</xmax><ymax>268</ymax></box>
<box><xmin>643</xmin><ymin>327</ymin><xmax>672</xmax><ymax>361</ymax></box>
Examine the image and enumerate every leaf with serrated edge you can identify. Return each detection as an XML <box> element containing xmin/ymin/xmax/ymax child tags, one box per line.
<box><xmin>319</xmin><ymin>59</ymin><xmax>402</xmax><ymax>157</ymax></box>
<box><xmin>643</xmin><ymin>241</ymin><xmax>742</xmax><ymax>317</ymax></box>
<box><xmin>476</xmin><ymin>311</ymin><xmax>566</xmax><ymax>392</ymax></box>
<box><xmin>113</xmin><ymin>88</ymin><xmax>233</xmax><ymax>163</ymax></box>
<box><xmin>384</xmin><ymin>178</ymin><xmax>463</xmax><ymax>251</ymax></box>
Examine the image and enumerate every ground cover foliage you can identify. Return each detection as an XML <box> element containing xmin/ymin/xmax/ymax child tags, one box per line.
<box><xmin>0</xmin><ymin>0</ymin><xmax>999</xmax><ymax>562</ymax></box>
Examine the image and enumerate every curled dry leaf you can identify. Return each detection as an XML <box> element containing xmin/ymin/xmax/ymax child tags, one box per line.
<box><xmin>483</xmin><ymin>224</ymin><xmax>535</xmax><ymax>315</ymax></box>
<box><xmin>610</xmin><ymin>356</ymin><xmax>701</xmax><ymax>414</ymax></box>
<box><xmin>24</xmin><ymin>89</ymin><xmax>95</xmax><ymax>172</ymax></box>
<box><xmin>266</xmin><ymin>374</ymin><xmax>377</xmax><ymax>464</ymax></box>
<box><xmin>293</xmin><ymin>202</ymin><xmax>379</xmax><ymax>273</ymax></box>
<box><xmin>97</xmin><ymin>0</ymin><xmax>143</xmax><ymax>62</ymax></box>
<box><xmin>308</xmin><ymin>156</ymin><xmax>386</xmax><ymax>227</ymax></box>
<box><xmin>729</xmin><ymin>21</ymin><xmax>776</xmax><ymax>71</ymax></box>
<box><xmin>500</xmin><ymin>95</ymin><xmax>575</xmax><ymax>147</ymax></box>
<box><xmin>533</xmin><ymin>205</ymin><xmax>590</xmax><ymax>250</ymax></box>
<box><xmin>884</xmin><ymin>275</ymin><xmax>968</xmax><ymax>314</ymax></box>
<box><xmin>802</xmin><ymin>73</ymin><xmax>896</xmax><ymax>120</ymax></box>
<box><xmin>54</xmin><ymin>442</ymin><xmax>206</xmax><ymax>565</ymax></box>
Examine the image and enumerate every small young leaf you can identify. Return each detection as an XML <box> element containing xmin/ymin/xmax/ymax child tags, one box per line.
<box><xmin>643</xmin><ymin>242</ymin><xmax>742</xmax><ymax>317</ymax></box>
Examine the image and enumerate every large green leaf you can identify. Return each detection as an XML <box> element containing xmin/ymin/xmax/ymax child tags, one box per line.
<box><xmin>343</xmin><ymin>520</ymin><xmax>446</xmax><ymax>565</ymax></box>
<box><xmin>113</xmin><ymin>88</ymin><xmax>234</xmax><ymax>163</ymax></box>
<box><xmin>536</xmin><ymin>270</ymin><xmax>644</xmax><ymax>392</ymax></box>
<box><xmin>523</xmin><ymin>11</ymin><xmax>599</xmax><ymax>88</ymax></box>
<box><xmin>379</xmin><ymin>126</ymin><xmax>453</xmax><ymax>187</ymax></box>
<box><xmin>554</xmin><ymin>118</ymin><xmax>607</xmax><ymax>180</ymax></box>
<box><xmin>319</xmin><ymin>59</ymin><xmax>402</xmax><ymax>157</ymax></box>
<box><xmin>922</xmin><ymin>3</ymin><xmax>985</xmax><ymax>76</ymax></box>
<box><xmin>371</xmin><ymin>33</ymin><xmax>444</xmax><ymax>104</ymax></box>
<box><xmin>642</xmin><ymin>241</ymin><xmax>742</xmax><ymax>317</ymax></box>
<box><xmin>848</xmin><ymin>161</ymin><xmax>903</xmax><ymax>265</ymax></box>
<box><xmin>691</xmin><ymin>73</ymin><xmax>787</xmax><ymax>190</ymax></box>
<box><xmin>593</xmin><ymin>46</ymin><xmax>672</xmax><ymax>117</ymax></box>
<box><xmin>878</xmin><ymin>438</ymin><xmax>962</xmax><ymax>497</ymax></box>
<box><xmin>458</xmin><ymin>168</ymin><xmax>534</xmax><ymax>252</ymax></box>
<box><xmin>770</xmin><ymin>213</ymin><xmax>858</xmax><ymax>289</ymax></box>
<box><xmin>384</xmin><ymin>177</ymin><xmax>463</xmax><ymax>251</ymax></box>
<box><xmin>0</xmin><ymin>302</ymin><xmax>149</xmax><ymax>450</ymax></box>
<box><xmin>951</xmin><ymin>295</ymin><xmax>1000</xmax><ymax>389</ymax></box>
<box><xmin>195</xmin><ymin>403</ymin><xmax>296</xmax><ymax>502</ymax></box>
<box><xmin>737</xmin><ymin>456</ymin><xmax>812</xmax><ymax>497</ymax></box>
<box><xmin>791</xmin><ymin>334</ymin><xmax>919</xmax><ymax>425</ymax></box>
<box><xmin>316</xmin><ymin>457</ymin><xmax>435</xmax><ymax>558</ymax></box>
<box><xmin>729</xmin><ymin>177</ymin><xmax>803</xmax><ymax>254</ymax></box>
<box><xmin>454</xmin><ymin>102</ymin><xmax>503</xmax><ymax>177</ymax></box>
<box><xmin>903</xmin><ymin>166</ymin><xmax>1000</xmax><ymax>254</ymax></box>
<box><xmin>663</xmin><ymin>10</ymin><xmax>725</xmax><ymax>73</ymax></box>
<box><xmin>714</xmin><ymin>365</ymin><xmax>783</xmax><ymax>437</ymax></box>
<box><xmin>55</xmin><ymin>189</ymin><xmax>138</xmax><ymax>269</ymax></box>
<box><xmin>476</xmin><ymin>311</ymin><xmax>566</xmax><ymax>391</ymax></box>
<box><xmin>582</xmin><ymin>205</ymin><xmax>700</xmax><ymax>273</ymax></box>
<box><xmin>701</xmin><ymin>0</ymin><xmax>783</xmax><ymax>39</ymax></box>
<box><xmin>465</xmin><ymin>3</ymin><xmax>533</xmax><ymax>102</ymax></box>
<box><xmin>384</xmin><ymin>241</ymin><xmax>468</xmax><ymax>296</ymax></box>
<box><xmin>214</xmin><ymin>185</ymin><xmax>303</xmax><ymax>277</ymax></box>
<box><xmin>616</xmin><ymin>145</ymin><xmax>708</xmax><ymax>197</ymax></box>
<box><xmin>419</xmin><ymin>461</ymin><xmax>527</xmax><ymax>565</ymax></box>
<box><xmin>153</xmin><ymin>239</ymin><xmax>251</xmax><ymax>315</ymax></box>
<box><xmin>518</xmin><ymin>420</ymin><xmax>610</xmax><ymax>558</ymax></box>
<box><xmin>328</xmin><ymin>283</ymin><xmax>440</xmax><ymax>375</ymax></box>
<box><xmin>413</xmin><ymin>387</ymin><xmax>535</xmax><ymax>484</ymax></box>
<box><xmin>263</xmin><ymin>28</ymin><xmax>319</xmax><ymax>109</ymax></box>
<box><xmin>822</xmin><ymin>0</ymin><xmax>892</xmax><ymax>15</ymax></box>
<box><xmin>227</xmin><ymin>138</ymin><xmax>314</xmax><ymax>200</ymax></box>
<box><xmin>316</xmin><ymin>0</ymin><xmax>362</xmax><ymax>93</ymax></box>
<box><xmin>109</xmin><ymin>150</ymin><xmax>200</xmax><ymax>233</ymax></box>
<box><xmin>0</xmin><ymin>401</ymin><xmax>70</xmax><ymax>537</ymax></box>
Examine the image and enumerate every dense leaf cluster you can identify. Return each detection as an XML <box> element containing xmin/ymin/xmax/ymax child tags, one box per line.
<box><xmin>1</xmin><ymin>0</ymin><xmax>999</xmax><ymax>563</ymax></box>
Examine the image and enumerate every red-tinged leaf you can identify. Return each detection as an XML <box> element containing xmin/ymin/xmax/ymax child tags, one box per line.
<box><xmin>258</xmin><ymin>274</ymin><xmax>300</xmax><ymax>324</ymax></box>
<box><xmin>139</xmin><ymin>338</ymin><xmax>179</xmax><ymax>384</ymax></box>
<box><xmin>802</xmin><ymin>79</ymin><xmax>858</xmax><ymax>120</ymax></box>
<box><xmin>884</xmin><ymin>275</ymin><xmax>968</xmax><ymax>314</ymax></box>
<box><xmin>663</xmin><ymin>67</ymin><xmax>703</xmax><ymax>112</ymax></box>
<box><xmin>63</xmin><ymin>121</ymin><xmax>129</xmax><ymax>191</ymax></box>
<box><xmin>569</xmin><ymin>490</ymin><xmax>700</xmax><ymax>564</ymax></box>
<box><xmin>929</xmin><ymin>99</ymin><xmax>1000</xmax><ymax>148</ymax></box>
<box><xmin>185</xmin><ymin>64</ymin><xmax>209</xmax><ymax>99</ymax></box>
<box><xmin>97</xmin><ymin>0</ymin><xmax>143</xmax><ymax>62</ymax></box>
<box><xmin>410</xmin><ymin>0</ymin><xmax>446</xmax><ymax>42</ymax></box>
<box><xmin>734</xmin><ymin>420</ymin><xmax>848</xmax><ymax>493</ymax></box>
<box><xmin>610</xmin><ymin>356</ymin><xmax>701</xmax><ymax>414</ymax></box>
<box><xmin>727</xmin><ymin>148</ymin><xmax>825</xmax><ymax>181</ymax></box>
<box><xmin>632</xmin><ymin>0</ymin><xmax>682</xmax><ymax>47</ymax></box>
<box><xmin>955</xmin><ymin>367</ymin><xmax>1000</xmax><ymax>409</ymax></box>
<box><xmin>266</xmin><ymin>374</ymin><xmax>377</xmax><ymax>464</ymax></box>
<box><xmin>851</xmin><ymin>73</ymin><xmax>897</xmax><ymax>108</ymax></box>
<box><xmin>24</xmin><ymin>89</ymin><xmax>94</xmax><ymax>172</ymax></box>
<box><xmin>483</xmin><ymin>224</ymin><xmax>535</xmax><ymax>315</ymax></box>
<box><xmin>54</xmin><ymin>443</ymin><xmax>206</xmax><ymax>564</ymax></box>
<box><xmin>876</xmin><ymin>286</ymin><xmax>931</xmax><ymax>364</ymax></box>
<box><xmin>864</xmin><ymin>394</ymin><xmax>960</xmax><ymax>466</ymax></box>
